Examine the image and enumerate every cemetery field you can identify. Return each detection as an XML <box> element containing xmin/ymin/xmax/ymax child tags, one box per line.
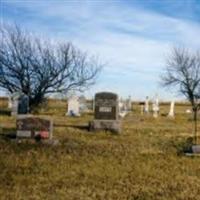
<box><xmin>0</xmin><ymin>100</ymin><xmax>200</xmax><ymax>200</ymax></box>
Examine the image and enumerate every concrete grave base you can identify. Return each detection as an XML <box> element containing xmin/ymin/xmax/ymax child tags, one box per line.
<box><xmin>89</xmin><ymin>120</ymin><xmax>121</xmax><ymax>134</ymax></box>
<box><xmin>192</xmin><ymin>145</ymin><xmax>200</xmax><ymax>153</ymax></box>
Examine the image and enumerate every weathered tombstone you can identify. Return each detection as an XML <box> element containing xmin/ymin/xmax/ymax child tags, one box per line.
<box><xmin>11</xmin><ymin>93</ymin><xmax>20</xmax><ymax>116</ymax></box>
<box><xmin>16</xmin><ymin>116</ymin><xmax>53</xmax><ymax>139</ymax></box>
<box><xmin>89</xmin><ymin>92</ymin><xmax>121</xmax><ymax>133</ymax></box>
<box><xmin>66</xmin><ymin>96</ymin><xmax>80</xmax><ymax>117</ymax></box>
<box><xmin>144</xmin><ymin>96</ymin><xmax>149</xmax><ymax>113</ymax></box>
<box><xmin>168</xmin><ymin>101</ymin><xmax>175</xmax><ymax>118</ymax></box>
<box><xmin>18</xmin><ymin>94</ymin><xmax>29</xmax><ymax>114</ymax></box>
<box><xmin>118</xmin><ymin>98</ymin><xmax>128</xmax><ymax>118</ymax></box>
<box><xmin>152</xmin><ymin>96</ymin><xmax>159</xmax><ymax>118</ymax></box>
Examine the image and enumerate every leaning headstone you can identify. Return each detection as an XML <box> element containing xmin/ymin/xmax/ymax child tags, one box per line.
<box><xmin>66</xmin><ymin>96</ymin><xmax>80</xmax><ymax>117</ymax></box>
<box><xmin>144</xmin><ymin>96</ymin><xmax>149</xmax><ymax>113</ymax></box>
<box><xmin>18</xmin><ymin>94</ymin><xmax>29</xmax><ymax>115</ymax></box>
<box><xmin>89</xmin><ymin>92</ymin><xmax>121</xmax><ymax>133</ymax></box>
<box><xmin>168</xmin><ymin>101</ymin><xmax>175</xmax><ymax>118</ymax></box>
<box><xmin>16</xmin><ymin>116</ymin><xmax>53</xmax><ymax>139</ymax></box>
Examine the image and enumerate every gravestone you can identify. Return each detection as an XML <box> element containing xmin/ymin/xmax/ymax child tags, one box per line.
<box><xmin>66</xmin><ymin>96</ymin><xmax>80</xmax><ymax>116</ymax></box>
<box><xmin>168</xmin><ymin>101</ymin><xmax>175</xmax><ymax>118</ymax></box>
<box><xmin>89</xmin><ymin>92</ymin><xmax>121</xmax><ymax>133</ymax></box>
<box><xmin>18</xmin><ymin>94</ymin><xmax>29</xmax><ymax>114</ymax></box>
<box><xmin>10</xmin><ymin>93</ymin><xmax>29</xmax><ymax>116</ymax></box>
<box><xmin>152</xmin><ymin>97</ymin><xmax>159</xmax><ymax>118</ymax></box>
<box><xmin>16</xmin><ymin>116</ymin><xmax>53</xmax><ymax>139</ymax></box>
<box><xmin>119</xmin><ymin>98</ymin><xmax>128</xmax><ymax>118</ymax></box>
<box><xmin>144</xmin><ymin>96</ymin><xmax>149</xmax><ymax>113</ymax></box>
<box><xmin>11</xmin><ymin>92</ymin><xmax>20</xmax><ymax>116</ymax></box>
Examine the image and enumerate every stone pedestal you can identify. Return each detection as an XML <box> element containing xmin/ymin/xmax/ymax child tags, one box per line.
<box><xmin>192</xmin><ymin>145</ymin><xmax>200</xmax><ymax>153</ymax></box>
<box><xmin>89</xmin><ymin>120</ymin><xmax>121</xmax><ymax>134</ymax></box>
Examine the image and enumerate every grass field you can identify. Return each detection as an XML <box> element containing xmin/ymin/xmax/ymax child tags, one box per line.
<box><xmin>0</xmin><ymin>99</ymin><xmax>200</xmax><ymax>200</ymax></box>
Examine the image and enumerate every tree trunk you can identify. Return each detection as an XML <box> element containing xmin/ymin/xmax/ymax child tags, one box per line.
<box><xmin>193</xmin><ymin>109</ymin><xmax>198</xmax><ymax>145</ymax></box>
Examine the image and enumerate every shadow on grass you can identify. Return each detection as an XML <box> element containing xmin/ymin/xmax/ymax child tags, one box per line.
<box><xmin>0</xmin><ymin>127</ymin><xmax>16</xmax><ymax>140</ymax></box>
<box><xmin>0</xmin><ymin>110</ymin><xmax>11</xmax><ymax>116</ymax></box>
<box><xmin>55</xmin><ymin>124</ymin><xmax>90</xmax><ymax>131</ymax></box>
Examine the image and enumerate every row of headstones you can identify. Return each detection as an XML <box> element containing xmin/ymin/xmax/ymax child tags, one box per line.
<box><xmin>15</xmin><ymin>92</ymin><xmax>122</xmax><ymax>140</ymax></box>
<box><xmin>66</xmin><ymin>95</ymin><xmax>132</xmax><ymax>118</ymax></box>
<box><xmin>8</xmin><ymin>92</ymin><xmax>29</xmax><ymax>116</ymax></box>
<box><xmin>141</xmin><ymin>96</ymin><xmax>175</xmax><ymax>118</ymax></box>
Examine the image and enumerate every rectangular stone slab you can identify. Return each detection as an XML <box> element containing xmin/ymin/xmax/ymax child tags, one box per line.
<box><xmin>94</xmin><ymin>92</ymin><xmax>119</xmax><ymax>120</ymax></box>
<box><xmin>192</xmin><ymin>145</ymin><xmax>200</xmax><ymax>153</ymax></box>
<box><xmin>16</xmin><ymin>116</ymin><xmax>53</xmax><ymax>139</ymax></box>
<box><xmin>89</xmin><ymin>120</ymin><xmax>121</xmax><ymax>134</ymax></box>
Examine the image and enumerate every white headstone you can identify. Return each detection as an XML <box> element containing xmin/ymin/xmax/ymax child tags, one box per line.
<box><xmin>168</xmin><ymin>101</ymin><xmax>175</xmax><ymax>118</ymax></box>
<box><xmin>144</xmin><ymin>96</ymin><xmax>149</xmax><ymax>113</ymax></box>
<box><xmin>118</xmin><ymin>98</ymin><xmax>128</xmax><ymax>118</ymax></box>
<box><xmin>152</xmin><ymin>96</ymin><xmax>159</xmax><ymax>118</ymax></box>
<box><xmin>67</xmin><ymin>96</ymin><xmax>80</xmax><ymax>116</ymax></box>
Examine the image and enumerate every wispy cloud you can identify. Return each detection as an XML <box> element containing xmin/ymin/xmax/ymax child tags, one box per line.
<box><xmin>1</xmin><ymin>0</ymin><xmax>200</xmax><ymax>99</ymax></box>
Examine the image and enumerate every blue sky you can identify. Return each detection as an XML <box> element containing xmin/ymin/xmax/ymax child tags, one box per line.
<box><xmin>1</xmin><ymin>0</ymin><xmax>200</xmax><ymax>100</ymax></box>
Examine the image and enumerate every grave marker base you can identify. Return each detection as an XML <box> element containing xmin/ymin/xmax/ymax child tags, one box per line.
<box><xmin>89</xmin><ymin>120</ymin><xmax>121</xmax><ymax>134</ymax></box>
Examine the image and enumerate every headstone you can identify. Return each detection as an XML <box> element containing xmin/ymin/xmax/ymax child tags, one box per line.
<box><xmin>18</xmin><ymin>94</ymin><xmax>29</xmax><ymax>114</ymax></box>
<box><xmin>144</xmin><ymin>96</ymin><xmax>149</xmax><ymax>113</ymax></box>
<box><xmin>152</xmin><ymin>96</ymin><xmax>159</xmax><ymax>118</ymax></box>
<box><xmin>168</xmin><ymin>101</ymin><xmax>175</xmax><ymax>118</ymax></box>
<box><xmin>89</xmin><ymin>92</ymin><xmax>121</xmax><ymax>133</ymax></box>
<box><xmin>10</xmin><ymin>93</ymin><xmax>29</xmax><ymax>116</ymax></box>
<box><xmin>16</xmin><ymin>116</ymin><xmax>53</xmax><ymax>139</ymax></box>
<box><xmin>67</xmin><ymin>96</ymin><xmax>80</xmax><ymax>116</ymax></box>
<box><xmin>118</xmin><ymin>98</ymin><xmax>128</xmax><ymax>118</ymax></box>
<box><xmin>11</xmin><ymin>92</ymin><xmax>20</xmax><ymax>116</ymax></box>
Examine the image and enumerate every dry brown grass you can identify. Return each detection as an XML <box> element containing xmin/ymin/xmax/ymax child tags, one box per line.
<box><xmin>0</xmin><ymin>99</ymin><xmax>200</xmax><ymax>200</ymax></box>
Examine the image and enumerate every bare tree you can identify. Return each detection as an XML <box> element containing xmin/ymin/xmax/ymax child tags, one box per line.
<box><xmin>0</xmin><ymin>24</ymin><xmax>102</xmax><ymax>110</ymax></box>
<box><xmin>161</xmin><ymin>47</ymin><xmax>200</xmax><ymax>144</ymax></box>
